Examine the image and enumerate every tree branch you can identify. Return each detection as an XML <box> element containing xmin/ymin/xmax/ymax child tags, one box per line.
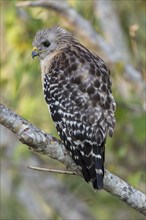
<box><xmin>1</xmin><ymin>125</ymin><xmax>94</xmax><ymax>219</ymax></box>
<box><xmin>0</xmin><ymin>103</ymin><xmax>146</xmax><ymax>216</ymax></box>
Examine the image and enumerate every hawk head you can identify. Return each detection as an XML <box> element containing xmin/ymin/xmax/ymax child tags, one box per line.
<box><xmin>32</xmin><ymin>26</ymin><xmax>76</xmax><ymax>60</ymax></box>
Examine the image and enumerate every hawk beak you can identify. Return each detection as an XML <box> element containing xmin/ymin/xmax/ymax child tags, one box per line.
<box><xmin>32</xmin><ymin>47</ymin><xmax>39</xmax><ymax>59</ymax></box>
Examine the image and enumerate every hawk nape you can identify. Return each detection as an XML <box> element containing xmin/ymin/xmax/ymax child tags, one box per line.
<box><xmin>32</xmin><ymin>26</ymin><xmax>116</xmax><ymax>189</ymax></box>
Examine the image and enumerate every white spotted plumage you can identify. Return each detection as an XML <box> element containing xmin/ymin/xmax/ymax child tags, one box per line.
<box><xmin>32</xmin><ymin>26</ymin><xmax>116</xmax><ymax>189</ymax></box>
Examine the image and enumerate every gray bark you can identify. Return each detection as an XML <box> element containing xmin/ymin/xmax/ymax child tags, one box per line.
<box><xmin>0</xmin><ymin>103</ymin><xmax>146</xmax><ymax>216</ymax></box>
<box><xmin>1</xmin><ymin>126</ymin><xmax>94</xmax><ymax>219</ymax></box>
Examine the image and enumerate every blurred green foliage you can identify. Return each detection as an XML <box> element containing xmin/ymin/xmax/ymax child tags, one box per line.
<box><xmin>1</xmin><ymin>0</ymin><xmax>145</xmax><ymax>219</ymax></box>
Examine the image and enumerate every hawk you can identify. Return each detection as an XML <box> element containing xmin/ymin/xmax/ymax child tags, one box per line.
<box><xmin>32</xmin><ymin>26</ymin><xmax>116</xmax><ymax>189</ymax></box>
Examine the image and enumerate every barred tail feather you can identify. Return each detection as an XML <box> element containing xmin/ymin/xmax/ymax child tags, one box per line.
<box><xmin>92</xmin><ymin>141</ymin><xmax>105</xmax><ymax>189</ymax></box>
<box><xmin>75</xmin><ymin>140</ymin><xmax>105</xmax><ymax>190</ymax></box>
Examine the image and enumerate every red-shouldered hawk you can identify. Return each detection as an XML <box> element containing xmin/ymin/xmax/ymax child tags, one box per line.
<box><xmin>32</xmin><ymin>26</ymin><xmax>116</xmax><ymax>189</ymax></box>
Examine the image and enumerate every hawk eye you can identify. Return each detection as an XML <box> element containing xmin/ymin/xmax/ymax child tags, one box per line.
<box><xmin>42</xmin><ymin>41</ymin><xmax>50</xmax><ymax>47</ymax></box>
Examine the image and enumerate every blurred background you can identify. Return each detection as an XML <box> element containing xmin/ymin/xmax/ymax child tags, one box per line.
<box><xmin>0</xmin><ymin>0</ymin><xmax>145</xmax><ymax>219</ymax></box>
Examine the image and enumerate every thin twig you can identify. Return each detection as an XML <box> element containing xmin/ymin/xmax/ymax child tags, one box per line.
<box><xmin>28</xmin><ymin>166</ymin><xmax>77</xmax><ymax>175</ymax></box>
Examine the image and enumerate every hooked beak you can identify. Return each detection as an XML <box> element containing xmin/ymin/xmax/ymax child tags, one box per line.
<box><xmin>32</xmin><ymin>47</ymin><xmax>39</xmax><ymax>59</ymax></box>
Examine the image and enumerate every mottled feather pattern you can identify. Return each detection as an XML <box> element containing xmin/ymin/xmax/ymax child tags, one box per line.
<box><xmin>32</xmin><ymin>26</ymin><xmax>116</xmax><ymax>189</ymax></box>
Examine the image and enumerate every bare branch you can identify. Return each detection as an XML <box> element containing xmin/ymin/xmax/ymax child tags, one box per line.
<box><xmin>0</xmin><ymin>103</ymin><xmax>146</xmax><ymax>216</ymax></box>
<box><xmin>16</xmin><ymin>0</ymin><xmax>142</xmax><ymax>82</ymax></box>
<box><xmin>0</xmin><ymin>103</ymin><xmax>79</xmax><ymax>173</ymax></box>
<box><xmin>1</xmin><ymin>125</ymin><xmax>93</xmax><ymax>219</ymax></box>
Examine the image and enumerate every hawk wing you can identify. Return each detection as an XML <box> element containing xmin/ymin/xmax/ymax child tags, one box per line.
<box><xmin>43</xmin><ymin>45</ymin><xmax>116</xmax><ymax>189</ymax></box>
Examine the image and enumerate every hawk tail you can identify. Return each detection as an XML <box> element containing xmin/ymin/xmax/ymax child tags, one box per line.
<box><xmin>76</xmin><ymin>139</ymin><xmax>105</xmax><ymax>190</ymax></box>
